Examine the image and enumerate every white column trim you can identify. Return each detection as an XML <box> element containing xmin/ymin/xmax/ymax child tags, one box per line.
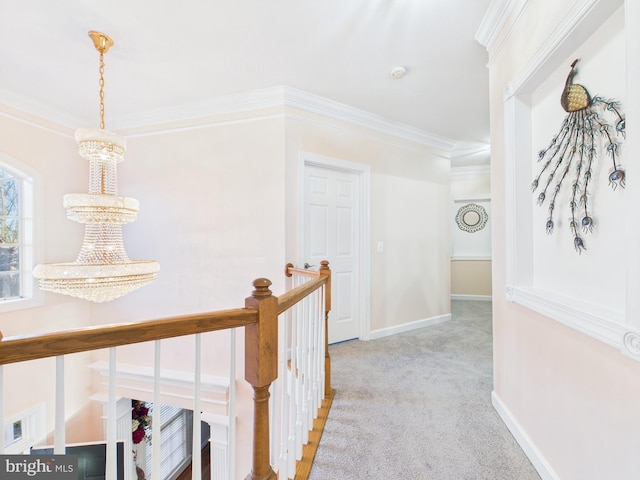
<box><xmin>89</xmin><ymin>361</ymin><xmax>229</xmax><ymax>411</ymax></box>
<box><xmin>201</xmin><ymin>414</ymin><xmax>230</xmax><ymax>480</ymax></box>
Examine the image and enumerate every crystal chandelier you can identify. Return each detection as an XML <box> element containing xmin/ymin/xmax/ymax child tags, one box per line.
<box><xmin>33</xmin><ymin>31</ymin><xmax>159</xmax><ymax>303</ymax></box>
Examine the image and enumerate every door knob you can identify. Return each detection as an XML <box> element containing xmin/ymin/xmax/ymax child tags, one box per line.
<box><xmin>304</xmin><ymin>262</ymin><xmax>315</xmax><ymax>269</ymax></box>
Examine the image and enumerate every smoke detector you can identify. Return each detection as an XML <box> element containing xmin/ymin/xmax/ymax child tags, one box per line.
<box><xmin>390</xmin><ymin>66</ymin><xmax>407</xmax><ymax>79</ymax></box>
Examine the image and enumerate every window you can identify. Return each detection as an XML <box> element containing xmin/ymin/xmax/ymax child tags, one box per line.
<box><xmin>0</xmin><ymin>169</ymin><xmax>20</xmax><ymax>299</ymax></box>
<box><xmin>0</xmin><ymin>153</ymin><xmax>41</xmax><ymax>311</ymax></box>
<box><xmin>142</xmin><ymin>403</ymin><xmax>192</xmax><ymax>480</ymax></box>
<box><xmin>3</xmin><ymin>420</ymin><xmax>23</xmax><ymax>447</ymax></box>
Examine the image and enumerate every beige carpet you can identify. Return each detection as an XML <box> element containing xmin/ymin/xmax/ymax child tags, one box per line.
<box><xmin>308</xmin><ymin>300</ymin><xmax>541</xmax><ymax>480</ymax></box>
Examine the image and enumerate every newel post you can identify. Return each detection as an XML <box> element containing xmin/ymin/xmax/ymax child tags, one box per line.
<box><xmin>244</xmin><ymin>278</ymin><xmax>278</xmax><ymax>480</ymax></box>
<box><xmin>318</xmin><ymin>260</ymin><xmax>332</xmax><ymax>395</ymax></box>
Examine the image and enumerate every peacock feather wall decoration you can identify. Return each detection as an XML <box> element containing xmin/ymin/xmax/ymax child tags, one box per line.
<box><xmin>531</xmin><ymin>59</ymin><xmax>625</xmax><ymax>253</ymax></box>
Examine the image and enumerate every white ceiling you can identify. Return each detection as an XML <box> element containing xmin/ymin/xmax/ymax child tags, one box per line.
<box><xmin>0</xmin><ymin>0</ymin><xmax>493</xmax><ymax>164</ymax></box>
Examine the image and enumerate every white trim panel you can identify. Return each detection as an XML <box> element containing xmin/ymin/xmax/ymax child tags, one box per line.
<box><xmin>506</xmin><ymin>286</ymin><xmax>640</xmax><ymax>360</ymax></box>
<box><xmin>90</xmin><ymin>361</ymin><xmax>229</xmax><ymax>412</ymax></box>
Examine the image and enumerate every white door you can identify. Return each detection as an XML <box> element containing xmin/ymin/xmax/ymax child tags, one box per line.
<box><xmin>303</xmin><ymin>164</ymin><xmax>361</xmax><ymax>343</ymax></box>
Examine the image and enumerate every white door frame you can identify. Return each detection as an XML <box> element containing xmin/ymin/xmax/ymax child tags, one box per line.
<box><xmin>298</xmin><ymin>151</ymin><xmax>371</xmax><ymax>341</ymax></box>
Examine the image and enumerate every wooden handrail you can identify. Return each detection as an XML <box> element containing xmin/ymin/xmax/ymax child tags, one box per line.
<box><xmin>0</xmin><ymin>308</ymin><xmax>257</xmax><ymax>366</ymax></box>
<box><xmin>285</xmin><ymin>263</ymin><xmax>321</xmax><ymax>279</ymax></box>
<box><xmin>277</xmin><ymin>275</ymin><xmax>328</xmax><ymax>314</ymax></box>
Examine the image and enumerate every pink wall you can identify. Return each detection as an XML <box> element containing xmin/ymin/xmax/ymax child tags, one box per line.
<box><xmin>283</xmin><ymin>113</ymin><xmax>452</xmax><ymax>332</ymax></box>
<box><xmin>1</xmin><ymin>100</ymin><xmax>453</xmax><ymax>476</ymax></box>
<box><xmin>0</xmin><ymin>112</ymin><xmax>98</xmax><ymax>441</ymax></box>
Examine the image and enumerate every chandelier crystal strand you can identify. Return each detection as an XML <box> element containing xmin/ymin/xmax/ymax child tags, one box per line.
<box><xmin>32</xmin><ymin>32</ymin><xmax>159</xmax><ymax>303</ymax></box>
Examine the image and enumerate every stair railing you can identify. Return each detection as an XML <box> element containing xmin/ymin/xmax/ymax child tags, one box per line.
<box><xmin>0</xmin><ymin>261</ymin><xmax>332</xmax><ymax>480</ymax></box>
<box><xmin>270</xmin><ymin>261</ymin><xmax>332</xmax><ymax>479</ymax></box>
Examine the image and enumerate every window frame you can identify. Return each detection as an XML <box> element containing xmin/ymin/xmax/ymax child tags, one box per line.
<box><xmin>0</xmin><ymin>153</ymin><xmax>43</xmax><ymax>312</ymax></box>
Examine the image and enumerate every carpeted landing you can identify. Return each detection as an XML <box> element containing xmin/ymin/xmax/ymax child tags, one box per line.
<box><xmin>308</xmin><ymin>300</ymin><xmax>541</xmax><ymax>480</ymax></box>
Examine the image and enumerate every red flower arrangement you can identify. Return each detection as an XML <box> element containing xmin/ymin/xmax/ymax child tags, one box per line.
<box><xmin>132</xmin><ymin>400</ymin><xmax>152</xmax><ymax>444</ymax></box>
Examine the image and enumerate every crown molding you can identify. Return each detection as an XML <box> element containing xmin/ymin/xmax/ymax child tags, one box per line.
<box><xmin>475</xmin><ymin>0</ymin><xmax>515</xmax><ymax>50</ymax></box>
<box><xmin>113</xmin><ymin>86</ymin><xmax>288</xmax><ymax>132</ymax></box>
<box><xmin>0</xmin><ymin>91</ymin><xmax>77</xmax><ymax>137</ymax></box>
<box><xmin>475</xmin><ymin>0</ymin><xmax>531</xmax><ymax>66</ymax></box>
<box><xmin>451</xmin><ymin>165</ymin><xmax>491</xmax><ymax>177</ymax></box>
<box><xmin>115</xmin><ymin>86</ymin><xmax>456</xmax><ymax>151</ymax></box>
<box><xmin>280</xmin><ymin>87</ymin><xmax>456</xmax><ymax>151</ymax></box>
<box><xmin>1</xmin><ymin>83</ymin><xmax>457</xmax><ymax>152</ymax></box>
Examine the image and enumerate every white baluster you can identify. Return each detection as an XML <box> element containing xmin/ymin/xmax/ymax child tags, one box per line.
<box><xmin>192</xmin><ymin>334</ymin><xmax>202</xmax><ymax>480</ymax></box>
<box><xmin>284</xmin><ymin>312</ymin><xmax>293</xmax><ymax>477</ymax></box>
<box><xmin>0</xmin><ymin>365</ymin><xmax>4</xmax><ymax>454</ymax></box>
<box><xmin>106</xmin><ymin>348</ymin><xmax>117</xmax><ymax>480</ymax></box>
<box><xmin>294</xmin><ymin>290</ymin><xmax>304</xmax><ymax>461</ymax></box>
<box><xmin>314</xmin><ymin>289</ymin><xmax>322</xmax><ymax>412</ymax></box>
<box><xmin>269</xmin><ymin>347</ymin><xmax>279</xmax><ymax>469</ymax></box>
<box><xmin>228</xmin><ymin>329</ymin><xmax>236</xmax><ymax>480</ymax></box>
<box><xmin>55</xmin><ymin>355</ymin><xmax>65</xmax><ymax>454</ymax></box>
<box><xmin>274</xmin><ymin>312</ymin><xmax>287</xmax><ymax>474</ymax></box>
<box><xmin>308</xmin><ymin>294</ymin><xmax>315</xmax><ymax>420</ymax></box>
<box><xmin>310</xmin><ymin>293</ymin><xmax>319</xmax><ymax>415</ymax></box>
<box><xmin>319</xmin><ymin>288</ymin><xmax>324</xmax><ymax>402</ymax></box>
<box><xmin>301</xmin><ymin>293</ymin><xmax>310</xmax><ymax>445</ymax></box>
<box><xmin>287</xmin><ymin>279</ymin><xmax>299</xmax><ymax>476</ymax></box>
<box><xmin>152</xmin><ymin>341</ymin><xmax>161</xmax><ymax>480</ymax></box>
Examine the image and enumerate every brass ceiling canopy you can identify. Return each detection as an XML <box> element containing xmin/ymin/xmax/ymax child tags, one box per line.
<box><xmin>88</xmin><ymin>31</ymin><xmax>113</xmax><ymax>54</ymax></box>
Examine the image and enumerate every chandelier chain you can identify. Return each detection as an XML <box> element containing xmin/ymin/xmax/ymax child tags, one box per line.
<box><xmin>99</xmin><ymin>51</ymin><xmax>106</xmax><ymax>130</ymax></box>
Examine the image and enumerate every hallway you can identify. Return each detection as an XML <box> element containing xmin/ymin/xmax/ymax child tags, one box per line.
<box><xmin>308</xmin><ymin>300</ymin><xmax>540</xmax><ymax>479</ymax></box>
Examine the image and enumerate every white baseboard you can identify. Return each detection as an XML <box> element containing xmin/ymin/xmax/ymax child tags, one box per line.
<box><xmin>491</xmin><ymin>391</ymin><xmax>560</xmax><ymax>480</ymax></box>
<box><xmin>369</xmin><ymin>313</ymin><xmax>451</xmax><ymax>340</ymax></box>
<box><xmin>451</xmin><ymin>294</ymin><xmax>492</xmax><ymax>301</ymax></box>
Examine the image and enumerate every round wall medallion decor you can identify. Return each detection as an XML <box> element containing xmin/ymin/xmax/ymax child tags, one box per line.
<box><xmin>455</xmin><ymin>203</ymin><xmax>488</xmax><ymax>233</ymax></box>
<box><xmin>623</xmin><ymin>332</ymin><xmax>640</xmax><ymax>357</ymax></box>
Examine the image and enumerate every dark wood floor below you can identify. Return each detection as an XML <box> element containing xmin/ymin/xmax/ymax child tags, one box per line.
<box><xmin>176</xmin><ymin>443</ymin><xmax>211</xmax><ymax>480</ymax></box>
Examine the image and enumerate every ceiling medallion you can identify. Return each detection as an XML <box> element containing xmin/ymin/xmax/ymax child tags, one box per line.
<box><xmin>455</xmin><ymin>203</ymin><xmax>488</xmax><ymax>233</ymax></box>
